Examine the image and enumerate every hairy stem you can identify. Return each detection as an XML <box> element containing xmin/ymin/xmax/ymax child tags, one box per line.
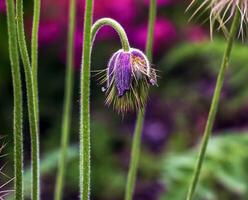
<box><xmin>80</xmin><ymin>0</ymin><xmax>93</xmax><ymax>199</ymax></box>
<box><xmin>91</xmin><ymin>18</ymin><xmax>130</xmax><ymax>51</ymax></box>
<box><xmin>186</xmin><ymin>10</ymin><xmax>239</xmax><ymax>200</ymax></box>
<box><xmin>16</xmin><ymin>0</ymin><xmax>40</xmax><ymax>199</ymax></box>
<box><xmin>124</xmin><ymin>109</ymin><xmax>144</xmax><ymax>200</ymax></box>
<box><xmin>6</xmin><ymin>0</ymin><xmax>23</xmax><ymax>199</ymax></box>
<box><xmin>80</xmin><ymin>6</ymin><xmax>133</xmax><ymax>199</ymax></box>
<box><xmin>80</xmin><ymin>16</ymin><xmax>131</xmax><ymax>199</ymax></box>
<box><xmin>54</xmin><ymin>0</ymin><xmax>76</xmax><ymax>199</ymax></box>
<box><xmin>31</xmin><ymin>0</ymin><xmax>41</xmax><ymax>127</ymax></box>
<box><xmin>124</xmin><ymin>0</ymin><xmax>157</xmax><ymax>200</ymax></box>
<box><xmin>145</xmin><ymin>0</ymin><xmax>156</xmax><ymax>61</ymax></box>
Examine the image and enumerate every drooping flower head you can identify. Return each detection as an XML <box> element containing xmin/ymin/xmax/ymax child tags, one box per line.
<box><xmin>188</xmin><ymin>0</ymin><xmax>248</xmax><ymax>38</ymax></box>
<box><xmin>101</xmin><ymin>48</ymin><xmax>157</xmax><ymax>113</ymax></box>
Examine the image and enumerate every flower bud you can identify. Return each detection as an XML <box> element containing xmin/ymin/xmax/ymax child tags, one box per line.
<box><xmin>102</xmin><ymin>48</ymin><xmax>157</xmax><ymax>113</ymax></box>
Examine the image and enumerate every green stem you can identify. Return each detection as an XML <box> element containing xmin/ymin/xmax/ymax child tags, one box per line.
<box><xmin>91</xmin><ymin>18</ymin><xmax>130</xmax><ymax>51</ymax></box>
<box><xmin>6</xmin><ymin>0</ymin><xmax>23</xmax><ymax>199</ymax></box>
<box><xmin>80</xmin><ymin>14</ymin><xmax>131</xmax><ymax>200</ymax></box>
<box><xmin>145</xmin><ymin>0</ymin><xmax>157</xmax><ymax>61</ymax></box>
<box><xmin>80</xmin><ymin>0</ymin><xmax>93</xmax><ymax>199</ymax></box>
<box><xmin>31</xmin><ymin>0</ymin><xmax>41</xmax><ymax>127</ymax></box>
<box><xmin>124</xmin><ymin>110</ymin><xmax>144</xmax><ymax>200</ymax></box>
<box><xmin>54</xmin><ymin>0</ymin><xmax>76</xmax><ymax>199</ymax></box>
<box><xmin>16</xmin><ymin>0</ymin><xmax>40</xmax><ymax>200</ymax></box>
<box><xmin>124</xmin><ymin>0</ymin><xmax>156</xmax><ymax>200</ymax></box>
<box><xmin>186</xmin><ymin>9</ymin><xmax>239</xmax><ymax>200</ymax></box>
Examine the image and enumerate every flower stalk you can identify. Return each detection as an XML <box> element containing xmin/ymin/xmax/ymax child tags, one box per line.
<box><xmin>54</xmin><ymin>0</ymin><xmax>76</xmax><ymax>199</ymax></box>
<box><xmin>6</xmin><ymin>0</ymin><xmax>23</xmax><ymax>199</ymax></box>
<box><xmin>81</xmin><ymin>0</ymin><xmax>157</xmax><ymax>197</ymax></box>
<box><xmin>80</xmin><ymin>13</ymin><xmax>139</xmax><ymax>199</ymax></box>
<box><xmin>91</xmin><ymin>18</ymin><xmax>130</xmax><ymax>51</ymax></box>
<box><xmin>31</xmin><ymin>0</ymin><xmax>41</xmax><ymax>124</ymax></box>
<box><xmin>186</xmin><ymin>9</ymin><xmax>240</xmax><ymax>200</ymax></box>
<box><xmin>80</xmin><ymin>0</ymin><xmax>93</xmax><ymax>199</ymax></box>
<box><xmin>124</xmin><ymin>0</ymin><xmax>157</xmax><ymax>200</ymax></box>
<box><xmin>16</xmin><ymin>0</ymin><xmax>40</xmax><ymax>199</ymax></box>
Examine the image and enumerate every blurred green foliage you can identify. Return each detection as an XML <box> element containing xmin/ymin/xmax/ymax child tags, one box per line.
<box><xmin>160</xmin><ymin>39</ymin><xmax>248</xmax><ymax>110</ymax></box>
<box><xmin>18</xmin><ymin>123</ymin><xmax>126</xmax><ymax>200</ymax></box>
<box><xmin>161</xmin><ymin>132</ymin><xmax>248</xmax><ymax>200</ymax></box>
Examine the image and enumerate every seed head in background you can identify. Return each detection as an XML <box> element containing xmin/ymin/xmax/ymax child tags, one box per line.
<box><xmin>188</xmin><ymin>0</ymin><xmax>248</xmax><ymax>39</ymax></box>
<box><xmin>99</xmin><ymin>48</ymin><xmax>157</xmax><ymax>113</ymax></box>
<box><xmin>0</xmin><ymin>140</ymin><xmax>13</xmax><ymax>199</ymax></box>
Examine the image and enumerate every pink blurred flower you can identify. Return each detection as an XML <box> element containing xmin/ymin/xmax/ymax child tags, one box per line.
<box><xmin>38</xmin><ymin>0</ymin><xmax>68</xmax><ymax>44</ymax></box>
<box><xmin>186</xmin><ymin>26</ymin><xmax>208</xmax><ymax>43</ymax></box>
<box><xmin>38</xmin><ymin>0</ymin><xmax>177</xmax><ymax>68</ymax></box>
<box><xmin>94</xmin><ymin>0</ymin><xmax>136</xmax><ymax>22</ymax></box>
<box><xmin>39</xmin><ymin>21</ymin><xmax>63</xmax><ymax>45</ymax></box>
<box><xmin>132</xmin><ymin>18</ymin><xmax>176</xmax><ymax>54</ymax></box>
<box><xmin>41</xmin><ymin>0</ymin><xmax>68</xmax><ymax>21</ymax></box>
<box><xmin>39</xmin><ymin>0</ymin><xmax>137</xmax><ymax>44</ymax></box>
<box><xmin>92</xmin><ymin>0</ymin><xmax>138</xmax><ymax>40</ymax></box>
<box><xmin>144</xmin><ymin>0</ymin><xmax>174</xmax><ymax>7</ymax></box>
<box><xmin>0</xmin><ymin>0</ymin><xmax>6</xmax><ymax>13</ymax></box>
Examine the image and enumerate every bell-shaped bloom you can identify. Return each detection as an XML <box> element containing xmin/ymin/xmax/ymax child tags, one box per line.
<box><xmin>102</xmin><ymin>48</ymin><xmax>157</xmax><ymax>113</ymax></box>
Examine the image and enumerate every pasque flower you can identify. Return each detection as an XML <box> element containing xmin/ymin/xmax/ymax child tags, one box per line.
<box><xmin>102</xmin><ymin>48</ymin><xmax>157</xmax><ymax>113</ymax></box>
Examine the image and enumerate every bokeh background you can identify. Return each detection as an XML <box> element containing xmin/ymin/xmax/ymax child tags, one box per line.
<box><xmin>1</xmin><ymin>0</ymin><xmax>248</xmax><ymax>199</ymax></box>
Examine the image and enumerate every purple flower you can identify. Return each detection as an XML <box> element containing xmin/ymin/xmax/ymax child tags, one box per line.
<box><xmin>102</xmin><ymin>48</ymin><xmax>157</xmax><ymax>113</ymax></box>
<box><xmin>39</xmin><ymin>21</ymin><xmax>63</xmax><ymax>45</ymax></box>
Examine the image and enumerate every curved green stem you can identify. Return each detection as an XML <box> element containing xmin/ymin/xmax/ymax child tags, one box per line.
<box><xmin>80</xmin><ymin>10</ymin><xmax>132</xmax><ymax>200</ymax></box>
<box><xmin>80</xmin><ymin>0</ymin><xmax>93</xmax><ymax>199</ymax></box>
<box><xmin>124</xmin><ymin>0</ymin><xmax>156</xmax><ymax>200</ymax></box>
<box><xmin>91</xmin><ymin>18</ymin><xmax>130</xmax><ymax>51</ymax></box>
<box><xmin>6</xmin><ymin>0</ymin><xmax>23</xmax><ymax>199</ymax></box>
<box><xmin>16</xmin><ymin>0</ymin><xmax>40</xmax><ymax>199</ymax></box>
<box><xmin>31</xmin><ymin>0</ymin><xmax>41</xmax><ymax>126</ymax></box>
<box><xmin>54</xmin><ymin>0</ymin><xmax>76</xmax><ymax>199</ymax></box>
<box><xmin>186</xmin><ymin>9</ymin><xmax>239</xmax><ymax>200</ymax></box>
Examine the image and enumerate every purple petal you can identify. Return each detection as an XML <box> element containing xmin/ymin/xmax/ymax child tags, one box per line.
<box><xmin>131</xmin><ymin>48</ymin><xmax>157</xmax><ymax>85</ymax></box>
<box><xmin>107</xmin><ymin>50</ymin><xmax>121</xmax><ymax>88</ymax></box>
<box><xmin>131</xmin><ymin>48</ymin><xmax>148</xmax><ymax>62</ymax></box>
<box><xmin>114</xmin><ymin>52</ymin><xmax>132</xmax><ymax>97</ymax></box>
<box><xmin>131</xmin><ymin>48</ymin><xmax>150</xmax><ymax>79</ymax></box>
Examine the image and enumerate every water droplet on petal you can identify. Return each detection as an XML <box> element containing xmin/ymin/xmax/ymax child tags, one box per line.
<box><xmin>101</xmin><ymin>87</ymin><xmax>106</xmax><ymax>92</ymax></box>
